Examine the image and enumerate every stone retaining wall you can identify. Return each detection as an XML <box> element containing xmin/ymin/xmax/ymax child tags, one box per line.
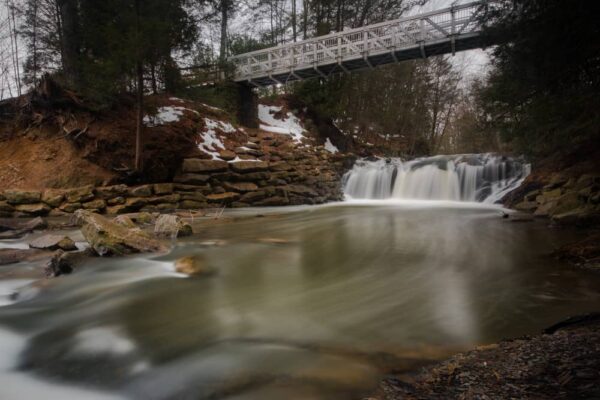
<box><xmin>0</xmin><ymin>152</ymin><xmax>350</xmax><ymax>218</ymax></box>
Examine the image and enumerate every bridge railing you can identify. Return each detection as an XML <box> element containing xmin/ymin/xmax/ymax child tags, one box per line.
<box><xmin>229</xmin><ymin>1</ymin><xmax>490</xmax><ymax>83</ymax></box>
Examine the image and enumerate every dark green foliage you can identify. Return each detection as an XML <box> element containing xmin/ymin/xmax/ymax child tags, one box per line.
<box><xmin>480</xmin><ymin>0</ymin><xmax>600</xmax><ymax>158</ymax></box>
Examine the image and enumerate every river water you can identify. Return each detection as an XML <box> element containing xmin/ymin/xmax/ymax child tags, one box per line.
<box><xmin>1</xmin><ymin>200</ymin><xmax>600</xmax><ymax>399</ymax></box>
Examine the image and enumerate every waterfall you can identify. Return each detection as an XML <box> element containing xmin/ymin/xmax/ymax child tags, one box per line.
<box><xmin>342</xmin><ymin>154</ymin><xmax>531</xmax><ymax>203</ymax></box>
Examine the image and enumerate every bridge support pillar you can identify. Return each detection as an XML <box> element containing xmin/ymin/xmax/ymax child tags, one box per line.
<box><xmin>236</xmin><ymin>83</ymin><xmax>258</xmax><ymax>128</ymax></box>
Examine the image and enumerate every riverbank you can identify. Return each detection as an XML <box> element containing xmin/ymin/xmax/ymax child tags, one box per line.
<box><xmin>376</xmin><ymin>315</ymin><xmax>600</xmax><ymax>400</ymax></box>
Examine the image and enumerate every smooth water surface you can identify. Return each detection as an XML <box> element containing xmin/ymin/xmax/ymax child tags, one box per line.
<box><xmin>1</xmin><ymin>202</ymin><xmax>599</xmax><ymax>399</ymax></box>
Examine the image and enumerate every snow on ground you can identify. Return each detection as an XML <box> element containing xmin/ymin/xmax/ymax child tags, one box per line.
<box><xmin>258</xmin><ymin>105</ymin><xmax>306</xmax><ymax>143</ymax></box>
<box><xmin>143</xmin><ymin>106</ymin><xmax>198</xmax><ymax>127</ymax></box>
<box><xmin>198</xmin><ymin>118</ymin><xmax>229</xmax><ymax>159</ymax></box>
<box><xmin>324</xmin><ymin>138</ymin><xmax>339</xmax><ymax>154</ymax></box>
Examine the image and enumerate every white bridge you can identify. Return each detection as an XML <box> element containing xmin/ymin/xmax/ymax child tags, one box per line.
<box><xmin>229</xmin><ymin>1</ymin><xmax>492</xmax><ymax>86</ymax></box>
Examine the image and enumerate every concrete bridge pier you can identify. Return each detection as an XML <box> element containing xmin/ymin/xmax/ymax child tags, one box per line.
<box><xmin>237</xmin><ymin>83</ymin><xmax>258</xmax><ymax>128</ymax></box>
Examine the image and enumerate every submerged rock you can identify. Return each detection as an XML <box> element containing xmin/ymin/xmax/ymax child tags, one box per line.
<box><xmin>29</xmin><ymin>234</ymin><xmax>78</xmax><ymax>251</ymax></box>
<box><xmin>154</xmin><ymin>214</ymin><xmax>193</xmax><ymax>238</ymax></box>
<box><xmin>75</xmin><ymin>210</ymin><xmax>166</xmax><ymax>256</ymax></box>
<box><xmin>45</xmin><ymin>249</ymin><xmax>94</xmax><ymax>277</ymax></box>
<box><xmin>174</xmin><ymin>255</ymin><xmax>214</xmax><ymax>276</ymax></box>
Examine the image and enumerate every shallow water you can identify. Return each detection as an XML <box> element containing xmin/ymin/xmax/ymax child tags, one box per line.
<box><xmin>1</xmin><ymin>202</ymin><xmax>599</xmax><ymax>399</ymax></box>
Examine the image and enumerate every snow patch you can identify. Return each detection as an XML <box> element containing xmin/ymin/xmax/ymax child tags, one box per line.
<box><xmin>324</xmin><ymin>138</ymin><xmax>339</xmax><ymax>154</ymax></box>
<box><xmin>144</xmin><ymin>106</ymin><xmax>198</xmax><ymax>127</ymax></box>
<box><xmin>258</xmin><ymin>105</ymin><xmax>306</xmax><ymax>143</ymax></box>
<box><xmin>198</xmin><ymin>118</ymin><xmax>229</xmax><ymax>160</ymax></box>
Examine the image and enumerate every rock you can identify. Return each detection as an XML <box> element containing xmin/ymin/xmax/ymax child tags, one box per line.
<box><xmin>95</xmin><ymin>185</ymin><xmax>129</xmax><ymax>199</ymax></box>
<box><xmin>550</xmin><ymin>192</ymin><xmax>583</xmax><ymax>215</ymax></box>
<box><xmin>125</xmin><ymin>197</ymin><xmax>147</xmax><ymax>210</ymax></box>
<box><xmin>206</xmin><ymin>192</ymin><xmax>240</xmax><ymax>204</ymax></box>
<box><xmin>0</xmin><ymin>201</ymin><xmax>15</xmax><ymax>213</ymax></box>
<box><xmin>514</xmin><ymin>201</ymin><xmax>538</xmax><ymax>212</ymax></box>
<box><xmin>75</xmin><ymin>210</ymin><xmax>166</xmax><ymax>256</ymax></box>
<box><xmin>154</xmin><ymin>214</ymin><xmax>193</xmax><ymax>238</ymax></box>
<box><xmin>0</xmin><ymin>248</ymin><xmax>50</xmax><ymax>266</ymax></box>
<box><xmin>83</xmin><ymin>199</ymin><xmax>107</xmax><ymax>210</ymax></box>
<box><xmin>113</xmin><ymin>215</ymin><xmax>137</xmax><ymax>229</ymax></box>
<box><xmin>173</xmin><ymin>173</ymin><xmax>211</xmax><ymax>185</ymax></box>
<box><xmin>29</xmin><ymin>234</ymin><xmax>77</xmax><ymax>251</ymax></box>
<box><xmin>218</xmin><ymin>150</ymin><xmax>237</xmax><ymax>161</ymax></box>
<box><xmin>153</xmin><ymin>183</ymin><xmax>174</xmax><ymax>195</ymax></box>
<box><xmin>15</xmin><ymin>203</ymin><xmax>51</xmax><ymax>216</ymax></box>
<box><xmin>254</xmin><ymin>196</ymin><xmax>290</xmax><ymax>206</ymax></box>
<box><xmin>534</xmin><ymin>201</ymin><xmax>558</xmax><ymax>217</ymax></box>
<box><xmin>223</xmin><ymin>182</ymin><xmax>259</xmax><ymax>192</ymax></box>
<box><xmin>129</xmin><ymin>185</ymin><xmax>154</xmax><ymax>197</ymax></box>
<box><xmin>125</xmin><ymin>212</ymin><xmax>156</xmax><ymax>224</ymax></box>
<box><xmin>59</xmin><ymin>202</ymin><xmax>82</xmax><ymax>213</ymax></box>
<box><xmin>284</xmin><ymin>184</ymin><xmax>318</xmax><ymax>197</ymax></box>
<box><xmin>174</xmin><ymin>255</ymin><xmax>214</xmax><ymax>276</ymax></box>
<box><xmin>156</xmin><ymin>203</ymin><xmax>178</xmax><ymax>211</ymax></box>
<box><xmin>107</xmin><ymin>197</ymin><xmax>125</xmax><ymax>205</ymax></box>
<box><xmin>536</xmin><ymin>188</ymin><xmax>562</xmax><ymax>204</ymax></box>
<box><xmin>544</xmin><ymin>173</ymin><xmax>569</xmax><ymax>190</ymax></box>
<box><xmin>240</xmin><ymin>191</ymin><xmax>266</xmax><ymax>203</ymax></box>
<box><xmin>229</xmin><ymin>161</ymin><xmax>269</xmax><ymax>173</ymax></box>
<box><xmin>45</xmin><ymin>249</ymin><xmax>94</xmax><ymax>277</ymax></box>
<box><xmin>105</xmin><ymin>205</ymin><xmax>130</xmax><ymax>215</ymax></box>
<box><xmin>147</xmin><ymin>194</ymin><xmax>181</xmax><ymax>205</ymax></box>
<box><xmin>269</xmin><ymin>162</ymin><xmax>294</xmax><ymax>172</ymax></box>
<box><xmin>180</xmin><ymin>192</ymin><xmax>206</xmax><ymax>202</ymax></box>
<box><xmin>41</xmin><ymin>190</ymin><xmax>64</xmax><ymax>207</ymax></box>
<box><xmin>65</xmin><ymin>185</ymin><xmax>95</xmax><ymax>203</ymax></box>
<box><xmin>182</xmin><ymin>159</ymin><xmax>229</xmax><ymax>173</ymax></box>
<box><xmin>3</xmin><ymin>190</ymin><xmax>42</xmax><ymax>205</ymax></box>
<box><xmin>179</xmin><ymin>200</ymin><xmax>207</xmax><ymax>209</ymax></box>
<box><xmin>524</xmin><ymin>190</ymin><xmax>541</xmax><ymax>202</ymax></box>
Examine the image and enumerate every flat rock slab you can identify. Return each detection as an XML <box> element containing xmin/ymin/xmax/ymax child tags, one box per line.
<box><xmin>230</xmin><ymin>161</ymin><xmax>269</xmax><ymax>173</ymax></box>
<box><xmin>0</xmin><ymin>248</ymin><xmax>51</xmax><ymax>266</ymax></box>
<box><xmin>182</xmin><ymin>159</ymin><xmax>229</xmax><ymax>173</ymax></box>
<box><xmin>29</xmin><ymin>234</ymin><xmax>78</xmax><ymax>251</ymax></box>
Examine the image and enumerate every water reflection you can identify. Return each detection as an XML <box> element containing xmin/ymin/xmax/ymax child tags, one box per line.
<box><xmin>0</xmin><ymin>203</ymin><xmax>599</xmax><ymax>399</ymax></box>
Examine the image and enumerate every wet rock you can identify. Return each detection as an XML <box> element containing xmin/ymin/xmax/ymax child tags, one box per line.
<box><xmin>129</xmin><ymin>185</ymin><xmax>153</xmax><ymax>197</ymax></box>
<box><xmin>182</xmin><ymin>159</ymin><xmax>229</xmax><ymax>173</ymax></box>
<box><xmin>223</xmin><ymin>182</ymin><xmax>259</xmax><ymax>193</ymax></box>
<box><xmin>153</xmin><ymin>183</ymin><xmax>174</xmax><ymax>195</ymax></box>
<box><xmin>45</xmin><ymin>249</ymin><xmax>84</xmax><ymax>276</ymax></box>
<box><xmin>229</xmin><ymin>161</ymin><xmax>269</xmax><ymax>173</ymax></box>
<box><xmin>75</xmin><ymin>210</ymin><xmax>166</xmax><ymax>256</ymax></box>
<box><xmin>174</xmin><ymin>255</ymin><xmax>214</xmax><ymax>276</ymax></box>
<box><xmin>65</xmin><ymin>185</ymin><xmax>95</xmax><ymax>203</ymax></box>
<box><xmin>206</xmin><ymin>192</ymin><xmax>240</xmax><ymax>204</ymax></box>
<box><xmin>14</xmin><ymin>203</ymin><xmax>51</xmax><ymax>216</ymax></box>
<box><xmin>41</xmin><ymin>189</ymin><xmax>65</xmax><ymax>207</ymax></box>
<box><xmin>154</xmin><ymin>214</ymin><xmax>193</xmax><ymax>238</ymax></box>
<box><xmin>173</xmin><ymin>173</ymin><xmax>211</xmax><ymax>185</ymax></box>
<box><xmin>0</xmin><ymin>201</ymin><xmax>15</xmax><ymax>213</ymax></box>
<box><xmin>3</xmin><ymin>190</ymin><xmax>42</xmax><ymax>205</ymax></box>
<box><xmin>29</xmin><ymin>234</ymin><xmax>77</xmax><ymax>251</ymax></box>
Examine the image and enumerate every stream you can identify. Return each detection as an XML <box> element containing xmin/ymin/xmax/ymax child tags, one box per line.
<box><xmin>0</xmin><ymin>155</ymin><xmax>599</xmax><ymax>399</ymax></box>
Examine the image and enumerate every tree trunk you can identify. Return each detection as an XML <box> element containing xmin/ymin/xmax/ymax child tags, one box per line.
<box><xmin>219</xmin><ymin>0</ymin><xmax>229</xmax><ymax>63</ymax></box>
<box><xmin>56</xmin><ymin>0</ymin><xmax>79</xmax><ymax>87</ymax></box>
<box><xmin>303</xmin><ymin>0</ymin><xmax>308</xmax><ymax>39</ymax></box>
<box><xmin>292</xmin><ymin>0</ymin><xmax>297</xmax><ymax>42</ymax></box>
<box><xmin>134</xmin><ymin>0</ymin><xmax>144</xmax><ymax>172</ymax></box>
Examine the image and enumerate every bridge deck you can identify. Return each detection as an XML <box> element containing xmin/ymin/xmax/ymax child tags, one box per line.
<box><xmin>229</xmin><ymin>1</ymin><xmax>490</xmax><ymax>87</ymax></box>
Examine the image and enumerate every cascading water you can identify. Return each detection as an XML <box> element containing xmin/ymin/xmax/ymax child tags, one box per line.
<box><xmin>343</xmin><ymin>154</ymin><xmax>531</xmax><ymax>203</ymax></box>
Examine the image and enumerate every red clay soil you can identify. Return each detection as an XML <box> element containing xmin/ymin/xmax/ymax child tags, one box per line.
<box><xmin>0</xmin><ymin>95</ymin><xmax>235</xmax><ymax>190</ymax></box>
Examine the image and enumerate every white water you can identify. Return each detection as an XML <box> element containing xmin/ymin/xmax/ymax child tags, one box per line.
<box><xmin>343</xmin><ymin>154</ymin><xmax>530</xmax><ymax>203</ymax></box>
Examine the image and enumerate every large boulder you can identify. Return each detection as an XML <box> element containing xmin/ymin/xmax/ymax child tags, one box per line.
<box><xmin>75</xmin><ymin>210</ymin><xmax>166</xmax><ymax>256</ymax></box>
<box><xmin>4</xmin><ymin>190</ymin><xmax>41</xmax><ymax>205</ymax></box>
<box><xmin>154</xmin><ymin>214</ymin><xmax>193</xmax><ymax>238</ymax></box>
